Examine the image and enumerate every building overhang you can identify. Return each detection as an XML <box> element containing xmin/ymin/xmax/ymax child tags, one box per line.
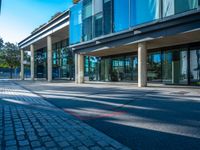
<box><xmin>70</xmin><ymin>10</ymin><xmax>200</xmax><ymax>55</ymax></box>
<box><xmin>19</xmin><ymin>10</ymin><xmax>70</xmax><ymax>50</ymax></box>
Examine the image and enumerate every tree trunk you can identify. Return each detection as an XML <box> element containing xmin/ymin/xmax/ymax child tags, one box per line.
<box><xmin>10</xmin><ymin>67</ymin><xmax>13</xmax><ymax>79</ymax></box>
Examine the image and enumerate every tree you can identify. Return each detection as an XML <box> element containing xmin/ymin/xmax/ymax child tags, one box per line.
<box><xmin>0</xmin><ymin>42</ymin><xmax>20</xmax><ymax>78</ymax></box>
<box><xmin>0</xmin><ymin>37</ymin><xmax>3</xmax><ymax>50</ymax></box>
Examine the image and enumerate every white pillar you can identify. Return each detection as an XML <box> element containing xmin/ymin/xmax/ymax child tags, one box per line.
<box><xmin>20</xmin><ymin>49</ymin><xmax>24</xmax><ymax>80</ymax></box>
<box><xmin>47</xmin><ymin>36</ymin><xmax>52</xmax><ymax>82</ymax></box>
<box><xmin>76</xmin><ymin>53</ymin><xmax>84</xmax><ymax>84</ymax></box>
<box><xmin>75</xmin><ymin>53</ymin><xmax>78</xmax><ymax>84</ymax></box>
<box><xmin>138</xmin><ymin>42</ymin><xmax>147</xmax><ymax>87</ymax></box>
<box><xmin>30</xmin><ymin>44</ymin><xmax>35</xmax><ymax>80</ymax></box>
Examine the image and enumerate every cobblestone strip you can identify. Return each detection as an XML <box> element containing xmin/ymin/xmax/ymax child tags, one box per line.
<box><xmin>0</xmin><ymin>81</ymin><xmax>131</xmax><ymax>150</ymax></box>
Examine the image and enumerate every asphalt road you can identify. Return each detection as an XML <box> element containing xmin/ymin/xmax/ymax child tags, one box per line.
<box><xmin>17</xmin><ymin>81</ymin><xmax>200</xmax><ymax>150</ymax></box>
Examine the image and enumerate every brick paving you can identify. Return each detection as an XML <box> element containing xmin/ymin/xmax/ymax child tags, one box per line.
<box><xmin>0</xmin><ymin>81</ymin><xmax>130</xmax><ymax>150</ymax></box>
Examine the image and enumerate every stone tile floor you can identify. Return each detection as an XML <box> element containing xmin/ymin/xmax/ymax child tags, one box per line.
<box><xmin>0</xmin><ymin>80</ymin><xmax>130</xmax><ymax>150</ymax></box>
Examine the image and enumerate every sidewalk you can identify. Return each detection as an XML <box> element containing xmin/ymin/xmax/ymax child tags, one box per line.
<box><xmin>14</xmin><ymin>80</ymin><xmax>200</xmax><ymax>150</ymax></box>
<box><xmin>0</xmin><ymin>80</ymin><xmax>130</xmax><ymax>150</ymax></box>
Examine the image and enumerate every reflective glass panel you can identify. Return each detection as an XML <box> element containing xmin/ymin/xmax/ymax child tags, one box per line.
<box><xmin>83</xmin><ymin>0</ymin><xmax>93</xmax><ymax>41</ymax></box>
<box><xmin>163</xmin><ymin>0</ymin><xmax>198</xmax><ymax>17</ymax></box>
<box><xmin>148</xmin><ymin>51</ymin><xmax>162</xmax><ymax>82</ymax></box>
<box><xmin>94</xmin><ymin>0</ymin><xmax>103</xmax><ymax>14</ymax></box>
<box><xmin>113</xmin><ymin>0</ymin><xmax>129</xmax><ymax>32</ymax></box>
<box><xmin>131</xmin><ymin>0</ymin><xmax>160</xmax><ymax>26</ymax></box>
<box><xmin>34</xmin><ymin>48</ymin><xmax>47</xmax><ymax>78</ymax></box>
<box><xmin>52</xmin><ymin>40</ymin><xmax>74</xmax><ymax>80</ymax></box>
<box><xmin>162</xmin><ymin>49</ymin><xmax>188</xmax><ymax>84</ymax></box>
<box><xmin>94</xmin><ymin>13</ymin><xmax>103</xmax><ymax>37</ymax></box>
<box><xmin>103</xmin><ymin>0</ymin><xmax>112</xmax><ymax>34</ymax></box>
<box><xmin>69</xmin><ymin>2</ymin><xmax>82</xmax><ymax>45</ymax></box>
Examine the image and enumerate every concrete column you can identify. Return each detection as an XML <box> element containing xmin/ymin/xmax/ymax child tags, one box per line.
<box><xmin>47</xmin><ymin>36</ymin><xmax>52</xmax><ymax>82</ymax></box>
<box><xmin>138</xmin><ymin>42</ymin><xmax>147</xmax><ymax>87</ymax></box>
<box><xmin>77</xmin><ymin>53</ymin><xmax>84</xmax><ymax>84</ymax></box>
<box><xmin>75</xmin><ymin>53</ymin><xmax>78</xmax><ymax>84</ymax></box>
<box><xmin>20</xmin><ymin>49</ymin><xmax>24</xmax><ymax>80</ymax></box>
<box><xmin>30</xmin><ymin>44</ymin><xmax>35</xmax><ymax>80</ymax></box>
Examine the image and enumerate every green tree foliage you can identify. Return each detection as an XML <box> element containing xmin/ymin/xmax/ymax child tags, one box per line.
<box><xmin>0</xmin><ymin>42</ymin><xmax>20</xmax><ymax>78</ymax></box>
<box><xmin>0</xmin><ymin>38</ymin><xmax>3</xmax><ymax>50</ymax></box>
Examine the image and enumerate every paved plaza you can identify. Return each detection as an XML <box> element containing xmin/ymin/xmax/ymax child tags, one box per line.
<box><xmin>15</xmin><ymin>80</ymin><xmax>200</xmax><ymax>150</ymax></box>
<box><xmin>0</xmin><ymin>80</ymin><xmax>130</xmax><ymax>150</ymax></box>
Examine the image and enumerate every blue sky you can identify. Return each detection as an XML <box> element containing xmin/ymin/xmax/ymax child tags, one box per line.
<box><xmin>0</xmin><ymin>0</ymin><xmax>72</xmax><ymax>43</ymax></box>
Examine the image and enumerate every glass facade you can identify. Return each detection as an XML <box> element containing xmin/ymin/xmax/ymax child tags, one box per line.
<box><xmin>34</xmin><ymin>48</ymin><xmax>47</xmax><ymax>78</ymax></box>
<box><xmin>190</xmin><ymin>48</ymin><xmax>200</xmax><ymax>85</ymax></box>
<box><xmin>94</xmin><ymin>0</ymin><xmax>103</xmax><ymax>37</ymax></box>
<box><xmin>69</xmin><ymin>1</ymin><xmax>82</xmax><ymax>45</ymax></box>
<box><xmin>163</xmin><ymin>0</ymin><xmax>198</xmax><ymax>17</ymax></box>
<box><xmin>147</xmin><ymin>51</ymin><xmax>162</xmax><ymax>82</ymax></box>
<box><xmin>113</xmin><ymin>0</ymin><xmax>129</xmax><ymax>32</ymax></box>
<box><xmin>52</xmin><ymin>39</ymin><xmax>74</xmax><ymax>80</ymax></box>
<box><xmin>82</xmin><ymin>0</ymin><xmax>93</xmax><ymax>41</ymax></box>
<box><xmin>131</xmin><ymin>0</ymin><xmax>160</xmax><ymax>26</ymax></box>
<box><xmin>162</xmin><ymin>49</ymin><xmax>188</xmax><ymax>85</ymax></box>
<box><xmin>69</xmin><ymin>0</ymin><xmax>199</xmax><ymax>45</ymax></box>
<box><xmin>82</xmin><ymin>44</ymin><xmax>200</xmax><ymax>86</ymax></box>
<box><xmin>84</xmin><ymin>56</ymin><xmax>100</xmax><ymax>81</ymax></box>
<box><xmin>99</xmin><ymin>55</ymin><xmax>138</xmax><ymax>82</ymax></box>
<box><xmin>103</xmin><ymin>0</ymin><xmax>113</xmax><ymax>34</ymax></box>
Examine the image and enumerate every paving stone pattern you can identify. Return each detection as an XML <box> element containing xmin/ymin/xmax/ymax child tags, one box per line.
<box><xmin>0</xmin><ymin>81</ymin><xmax>130</xmax><ymax>150</ymax></box>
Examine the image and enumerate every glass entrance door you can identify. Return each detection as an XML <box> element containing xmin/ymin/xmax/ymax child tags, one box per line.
<box><xmin>162</xmin><ymin>49</ymin><xmax>188</xmax><ymax>85</ymax></box>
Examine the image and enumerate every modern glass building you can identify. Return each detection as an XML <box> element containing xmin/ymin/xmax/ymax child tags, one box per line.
<box><xmin>69</xmin><ymin>0</ymin><xmax>200</xmax><ymax>86</ymax></box>
<box><xmin>19</xmin><ymin>0</ymin><xmax>200</xmax><ymax>87</ymax></box>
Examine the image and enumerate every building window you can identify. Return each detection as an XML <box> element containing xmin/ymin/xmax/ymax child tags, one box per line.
<box><xmin>34</xmin><ymin>48</ymin><xmax>47</xmax><ymax>78</ymax></box>
<box><xmin>52</xmin><ymin>40</ymin><xmax>74</xmax><ymax>80</ymax></box>
<box><xmin>70</xmin><ymin>2</ymin><xmax>82</xmax><ymax>45</ymax></box>
<box><xmin>94</xmin><ymin>0</ymin><xmax>103</xmax><ymax>37</ymax></box>
<box><xmin>147</xmin><ymin>51</ymin><xmax>162</xmax><ymax>82</ymax></box>
<box><xmin>103</xmin><ymin>0</ymin><xmax>113</xmax><ymax>34</ymax></box>
<box><xmin>162</xmin><ymin>49</ymin><xmax>188</xmax><ymax>85</ymax></box>
<box><xmin>113</xmin><ymin>0</ymin><xmax>129</xmax><ymax>32</ymax></box>
<box><xmin>131</xmin><ymin>0</ymin><xmax>160</xmax><ymax>26</ymax></box>
<box><xmin>162</xmin><ymin>0</ymin><xmax>198</xmax><ymax>17</ymax></box>
<box><xmin>94</xmin><ymin>13</ymin><xmax>103</xmax><ymax>37</ymax></box>
<box><xmin>82</xmin><ymin>0</ymin><xmax>93</xmax><ymax>41</ymax></box>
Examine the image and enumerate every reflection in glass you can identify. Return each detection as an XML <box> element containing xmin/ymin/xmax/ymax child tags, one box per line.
<box><xmin>82</xmin><ymin>0</ymin><xmax>93</xmax><ymax>41</ymax></box>
<box><xmin>131</xmin><ymin>0</ymin><xmax>160</xmax><ymax>26</ymax></box>
<box><xmin>69</xmin><ymin>2</ymin><xmax>82</xmax><ymax>45</ymax></box>
<box><xmin>162</xmin><ymin>50</ymin><xmax>188</xmax><ymax>84</ymax></box>
<box><xmin>103</xmin><ymin>0</ymin><xmax>113</xmax><ymax>34</ymax></box>
<box><xmin>132</xmin><ymin>56</ymin><xmax>138</xmax><ymax>81</ymax></box>
<box><xmin>84</xmin><ymin>56</ymin><xmax>100</xmax><ymax>81</ymax></box>
<box><xmin>162</xmin><ymin>50</ymin><xmax>172</xmax><ymax>84</ymax></box>
<box><xmin>163</xmin><ymin>0</ymin><xmax>198</xmax><ymax>17</ymax></box>
<box><xmin>113</xmin><ymin>0</ymin><xmax>129</xmax><ymax>32</ymax></box>
<box><xmin>112</xmin><ymin>57</ymin><xmax>125</xmax><ymax>81</ymax></box>
<box><xmin>52</xmin><ymin>40</ymin><xmax>74</xmax><ymax>80</ymax></box>
<box><xmin>148</xmin><ymin>52</ymin><xmax>162</xmax><ymax>82</ymax></box>
<box><xmin>34</xmin><ymin>48</ymin><xmax>47</xmax><ymax>78</ymax></box>
<box><xmin>100</xmin><ymin>58</ymin><xmax>111</xmax><ymax>81</ymax></box>
<box><xmin>190</xmin><ymin>49</ymin><xmax>200</xmax><ymax>85</ymax></box>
